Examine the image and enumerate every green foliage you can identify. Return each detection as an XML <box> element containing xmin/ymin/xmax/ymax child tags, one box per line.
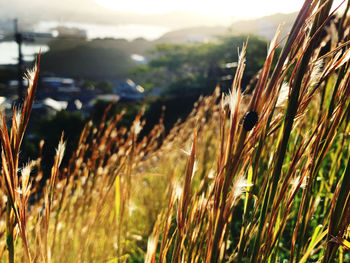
<box><xmin>32</xmin><ymin>111</ymin><xmax>85</xmax><ymax>175</ymax></box>
<box><xmin>92</xmin><ymin>100</ymin><xmax>144</xmax><ymax>127</ymax></box>
<box><xmin>41</xmin><ymin>45</ymin><xmax>131</xmax><ymax>79</ymax></box>
<box><xmin>96</xmin><ymin>80</ymin><xmax>115</xmax><ymax>93</ymax></box>
<box><xmin>41</xmin><ymin>38</ymin><xmax>153</xmax><ymax>80</ymax></box>
<box><xmin>132</xmin><ymin>35</ymin><xmax>269</xmax><ymax>96</ymax></box>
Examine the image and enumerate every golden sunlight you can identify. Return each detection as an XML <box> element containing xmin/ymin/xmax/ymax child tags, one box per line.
<box><xmin>94</xmin><ymin>0</ymin><xmax>305</xmax><ymax>18</ymax></box>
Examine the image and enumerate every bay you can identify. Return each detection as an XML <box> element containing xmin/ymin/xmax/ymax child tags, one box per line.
<box><xmin>0</xmin><ymin>21</ymin><xmax>169</xmax><ymax>65</ymax></box>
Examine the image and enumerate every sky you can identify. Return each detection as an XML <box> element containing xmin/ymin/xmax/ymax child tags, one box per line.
<box><xmin>95</xmin><ymin>0</ymin><xmax>346</xmax><ymax>19</ymax></box>
<box><xmin>94</xmin><ymin>0</ymin><xmax>305</xmax><ymax>18</ymax></box>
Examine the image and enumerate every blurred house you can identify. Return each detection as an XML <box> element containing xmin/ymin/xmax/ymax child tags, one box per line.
<box><xmin>4</xmin><ymin>74</ymin><xmax>147</xmax><ymax>118</ymax></box>
<box><xmin>38</xmin><ymin>77</ymin><xmax>80</xmax><ymax>101</ymax></box>
<box><xmin>131</xmin><ymin>54</ymin><xmax>147</xmax><ymax>65</ymax></box>
<box><xmin>32</xmin><ymin>97</ymin><xmax>68</xmax><ymax>116</ymax></box>
<box><xmin>6</xmin><ymin>79</ymin><xmax>28</xmax><ymax>97</ymax></box>
<box><xmin>112</xmin><ymin>78</ymin><xmax>145</xmax><ymax>101</ymax></box>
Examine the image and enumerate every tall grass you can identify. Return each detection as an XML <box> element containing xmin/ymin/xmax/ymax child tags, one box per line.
<box><xmin>0</xmin><ymin>0</ymin><xmax>350</xmax><ymax>262</ymax></box>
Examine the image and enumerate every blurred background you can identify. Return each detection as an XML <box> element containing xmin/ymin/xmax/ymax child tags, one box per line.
<box><xmin>0</xmin><ymin>0</ymin><xmax>343</xmax><ymax>168</ymax></box>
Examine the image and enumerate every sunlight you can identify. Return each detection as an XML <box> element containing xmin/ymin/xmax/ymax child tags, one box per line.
<box><xmin>94</xmin><ymin>0</ymin><xmax>305</xmax><ymax>18</ymax></box>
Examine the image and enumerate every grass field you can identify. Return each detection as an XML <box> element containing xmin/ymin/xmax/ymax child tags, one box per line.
<box><xmin>1</xmin><ymin>0</ymin><xmax>350</xmax><ymax>262</ymax></box>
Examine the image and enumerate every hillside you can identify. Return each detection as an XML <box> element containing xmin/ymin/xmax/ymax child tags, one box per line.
<box><xmin>230</xmin><ymin>12</ymin><xmax>298</xmax><ymax>39</ymax></box>
<box><xmin>155</xmin><ymin>12</ymin><xmax>298</xmax><ymax>44</ymax></box>
<box><xmin>38</xmin><ymin>12</ymin><xmax>297</xmax><ymax>80</ymax></box>
<box><xmin>40</xmin><ymin>38</ymin><xmax>154</xmax><ymax>80</ymax></box>
<box><xmin>156</xmin><ymin>26</ymin><xmax>228</xmax><ymax>43</ymax></box>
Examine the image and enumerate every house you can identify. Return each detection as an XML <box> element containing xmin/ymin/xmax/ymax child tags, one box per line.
<box><xmin>38</xmin><ymin>77</ymin><xmax>80</xmax><ymax>101</ymax></box>
<box><xmin>112</xmin><ymin>79</ymin><xmax>145</xmax><ymax>101</ymax></box>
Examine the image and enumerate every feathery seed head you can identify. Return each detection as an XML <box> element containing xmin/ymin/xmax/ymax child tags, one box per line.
<box><xmin>223</xmin><ymin>88</ymin><xmax>240</xmax><ymax>117</ymax></box>
<box><xmin>56</xmin><ymin>140</ymin><xmax>66</xmax><ymax>167</ymax></box>
<box><xmin>310</xmin><ymin>59</ymin><xmax>324</xmax><ymax>87</ymax></box>
<box><xmin>174</xmin><ymin>181</ymin><xmax>183</xmax><ymax>202</ymax></box>
<box><xmin>234</xmin><ymin>174</ymin><xmax>253</xmax><ymax>199</ymax></box>
<box><xmin>290</xmin><ymin>175</ymin><xmax>307</xmax><ymax>191</ymax></box>
<box><xmin>134</xmin><ymin>120</ymin><xmax>142</xmax><ymax>136</ymax></box>
<box><xmin>276</xmin><ymin>82</ymin><xmax>290</xmax><ymax>108</ymax></box>
<box><xmin>24</xmin><ymin>64</ymin><xmax>37</xmax><ymax>94</ymax></box>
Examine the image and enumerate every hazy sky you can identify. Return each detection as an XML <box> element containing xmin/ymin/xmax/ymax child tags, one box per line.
<box><xmin>95</xmin><ymin>0</ymin><xmax>346</xmax><ymax>18</ymax></box>
<box><xmin>1</xmin><ymin>0</ymin><xmax>346</xmax><ymax>30</ymax></box>
<box><xmin>95</xmin><ymin>0</ymin><xmax>303</xmax><ymax>18</ymax></box>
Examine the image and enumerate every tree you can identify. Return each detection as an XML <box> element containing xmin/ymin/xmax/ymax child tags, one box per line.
<box><xmin>40</xmin><ymin>38</ymin><xmax>153</xmax><ymax>80</ymax></box>
<box><xmin>96</xmin><ymin>80</ymin><xmax>115</xmax><ymax>93</ymax></box>
<box><xmin>132</xmin><ymin>35</ymin><xmax>269</xmax><ymax>97</ymax></box>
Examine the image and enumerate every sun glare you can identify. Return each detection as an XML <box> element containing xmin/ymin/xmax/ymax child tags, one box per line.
<box><xmin>94</xmin><ymin>0</ymin><xmax>306</xmax><ymax>18</ymax></box>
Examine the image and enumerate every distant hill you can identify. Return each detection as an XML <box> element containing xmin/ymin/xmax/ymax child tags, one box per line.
<box><xmin>40</xmin><ymin>38</ymin><xmax>154</xmax><ymax>80</ymax></box>
<box><xmin>229</xmin><ymin>12</ymin><xmax>298</xmax><ymax>40</ymax></box>
<box><xmin>34</xmin><ymin>11</ymin><xmax>299</xmax><ymax>81</ymax></box>
<box><xmin>156</xmin><ymin>26</ymin><xmax>229</xmax><ymax>44</ymax></box>
<box><xmin>154</xmin><ymin>13</ymin><xmax>298</xmax><ymax>44</ymax></box>
<box><xmin>0</xmin><ymin>0</ymin><xmax>297</xmax><ymax>43</ymax></box>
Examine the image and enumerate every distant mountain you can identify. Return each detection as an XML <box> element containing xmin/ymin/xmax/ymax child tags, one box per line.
<box><xmin>0</xmin><ymin>0</ymin><xmax>298</xmax><ymax>42</ymax></box>
<box><xmin>40</xmin><ymin>37</ymin><xmax>154</xmax><ymax>80</ymax></box>
<box><xmin>156</xmin><ymin>26</ymin><xmax>229</xmax><ymax>44</ymax></box>
<box><xmin>154</xmin><ymin>13</ymin><xmax>298</xmax><ymax>44</ymax></box>
<box><xmin>229</xmin><ymin>12</ymin><xmax>298</xmax><ymax>40</ymax></box>
<box><xmin>29</xmin><ymin>12</ymin><xmax>299</xmax><ymax>82</ymax></box>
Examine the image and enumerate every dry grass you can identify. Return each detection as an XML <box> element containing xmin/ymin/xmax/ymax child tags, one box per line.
<box><xmin>1</xmin><ymin>0</ymin><xmax>350</xmax><ymax>262</ymax></box>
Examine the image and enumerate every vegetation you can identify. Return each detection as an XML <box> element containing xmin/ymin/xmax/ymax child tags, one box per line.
<box><xmin>1</xmin><ymin>0</ymin><xmax>350</xmax><ymax>262</ymax></box>
<box><xmin>40</xmin><ymin>38</ymin><xmax>153</xmax><ymax>80</ymax></box>
<box><xmin>132</xmin><ymin>35</ymin><xmax>268</xmax><ymax>95</ymax></box>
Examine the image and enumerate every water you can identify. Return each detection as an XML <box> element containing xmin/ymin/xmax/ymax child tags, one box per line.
<box><xmin>0</xmin><ymin>21</ymin><xmax>169</xmax><ymax>65</ymax></box>
<box><xmin>35</xmin><ymin>21</ymin><xmax>169</xmax><ymax>41</ymax></box>
<box><xmin>0</xmin><ymin>41</ymin><xmax>49</xmax><ymax>65</ymax></box>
